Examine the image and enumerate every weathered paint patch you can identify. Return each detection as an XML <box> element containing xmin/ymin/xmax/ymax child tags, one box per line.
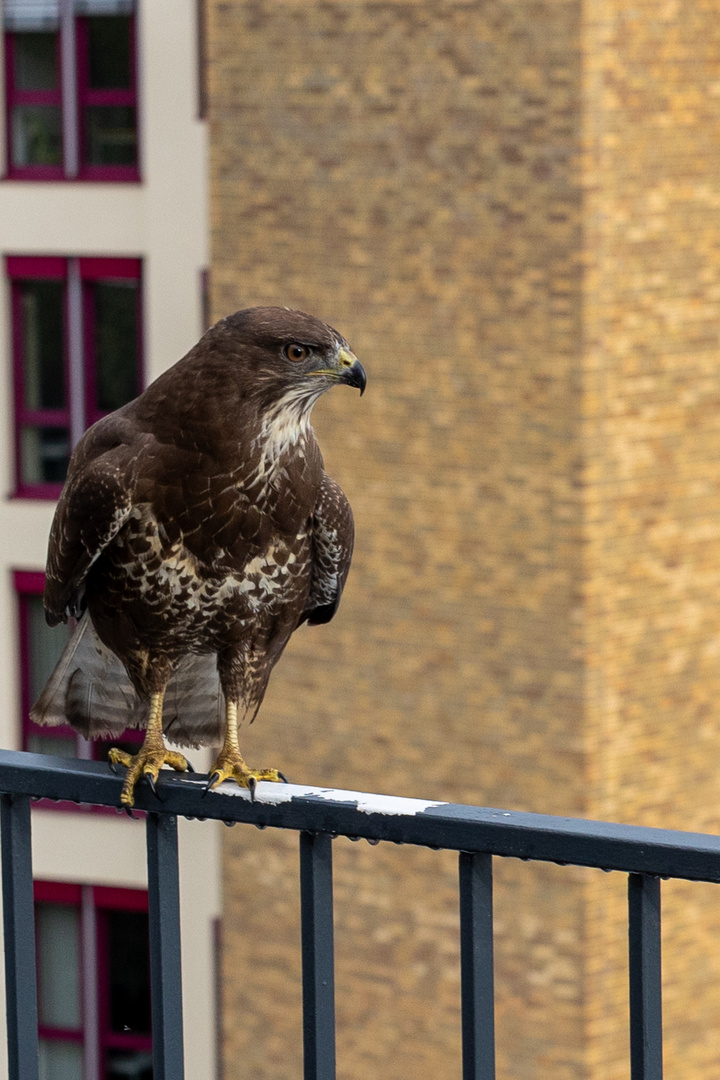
<box><xmin>191</xmin><ymin>778</ymin><xmax>446</xmax><ymax>816</ymax></box>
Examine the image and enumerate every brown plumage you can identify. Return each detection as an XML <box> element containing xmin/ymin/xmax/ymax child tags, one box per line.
<box><xmin>32</xmin><ymin>306</ymin><xmax>366</xmax><ymax>805</ymax></box>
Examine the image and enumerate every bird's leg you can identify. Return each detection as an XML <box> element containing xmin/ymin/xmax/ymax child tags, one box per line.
<box><xmin>108</xmin><ymin>690</ymin><xmax>191</xmax><ymax>808</ymax></box>
<box><xmin>205</xmin><ymin>700</ymin><xmax>286</xmax><ymax>796</ymax></box>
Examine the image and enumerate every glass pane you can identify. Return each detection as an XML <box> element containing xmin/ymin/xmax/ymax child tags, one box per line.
<box><xmin>85</xmin><ymin>105</ymin><xmax>137</xmax><ymax>165</ymax></box>
<box><xmin>107</xmin><ymin>910</ymin><xmax>151</xmax><ymax>1035</ymax></box>
<box><xmin>14</xmin><ymin>33</ymin><xmax>58</xmax><ymax>90</ymax></box>
<box><xmin>39</xmin><ymin>1040</ymin><xmax>83</xmax><ymax>1080</ymax></box>
<box><xmin>27</xmin><ymin>595</ymin><xmax>70</xmax><ymax>703</ymax></box>
<box><xmin>106</xmin><ymin>1049</ymin><xmax>152</xmax><ymax>1080</ymax></box>
<box><xmin>87</xmin><ymin>16</ymin><xmax>131</xmax><ymax>88</ymax></box>
<box><xmin>26</xmin><ymin>734</ymin><xmax>77</xmax><ymax>757</ymax></box>
<box><xmin>93</xmin><ymin>282</ymin><xmax>138</xmax><ymax>411</ymax></box>
<box><xmin>21</xmin><ymin>426</ymin><xmax>70</xmax><ymax>485</ymax></box>
<box><xmin>20</xmin><ymin>280</ymin><xmax>65</xmax><ymax>410</ymax></box>
<box><xmin>11</xmin><ymin>104</ymin><xmax>62</xmax><ymax>166</ymax></box>
<box><xmin>36</xmin><ymin>904</ymin><xmax>81</xmax><ymax>1029</ymax></box>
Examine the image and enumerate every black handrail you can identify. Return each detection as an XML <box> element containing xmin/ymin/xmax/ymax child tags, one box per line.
<box><xmin>3</xmin><ymin>747</ymin><xmax>717</xmax><ymax>1079</ymax></box>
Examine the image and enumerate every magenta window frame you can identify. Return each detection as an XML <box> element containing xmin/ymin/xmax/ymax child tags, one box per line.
<box><xmin>80</xmin><ymin>256</ymin><xmax>143</xmax><ymax>429</ymax></box>
<box><xmin>34</xmin><ymin>881</ymin><xmax>152</xmax><ymax>1077</ymax></box>
<box><xmin>75</xmin><ymin>14</ymin><xmax>140</xmax><ymax>182</ymax></box>
<box><xmin>3</xmin><ymin>31</ymin><xmax>65</xmax><ymax>181</ymax></box>
<box><xmin>9</xmin><ymin>256</ymin><xmax>70</xmax><ymax>501</ymax></box>
<box><xmin>3</xmin><ymin>12</ymin><xmax>140</xmax><ymax>183</ymax></box>
<box><xmin>8</xmin><ymin>254</ymin><xmax>143</xmax><ymax>500</ymax></box>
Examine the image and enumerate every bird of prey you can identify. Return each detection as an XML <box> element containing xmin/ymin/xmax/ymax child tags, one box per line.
<box><xmin>32</xmin><ymin>306</ymin><xmax>366</xmax><ymax>807</ymax></box>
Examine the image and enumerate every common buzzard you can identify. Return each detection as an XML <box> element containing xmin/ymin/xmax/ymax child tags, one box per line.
<box><xmin>32</xmin><ymin>307</ymin><xmax>366</xmax><ymax>807</ymax></box>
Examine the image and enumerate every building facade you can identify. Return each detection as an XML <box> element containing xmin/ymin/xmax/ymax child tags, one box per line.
<box><xmin>207</xmin><ymin>2</ymin><xmax>720</xmax><ymax>1079</ymax></box>
<box><xmin>0</xmin><ymin>4</ymin><xmax>217</xmax><ymax>1079</ymax></box>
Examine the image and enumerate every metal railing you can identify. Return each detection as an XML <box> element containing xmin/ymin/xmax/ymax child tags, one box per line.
<box><xmin>2</xmin><ymin>749</ymin><xmax>720</xmax><ymax>1080</ymax></box>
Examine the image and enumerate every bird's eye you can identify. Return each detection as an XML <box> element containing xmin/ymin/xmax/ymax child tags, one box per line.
<box><xmin>284</xmin><ymin>343</ymin><xmax>310</xmax><ymax>362</ymax></box>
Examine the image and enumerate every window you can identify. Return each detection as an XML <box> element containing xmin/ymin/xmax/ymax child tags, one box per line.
<box><xmin>4</xmin><ymin>1</ymin><xmax>139</xmax><ymax>181</ymax></box>
<box><xmin>15</xmin><ymin>570</ymin><xmax>144</xmax><ymax>766</ymax></box>
<box><xmin>35</xmin><ymin>881</ymin><xmax>152</xmax><ymax>1080</ymax></box>
<box><xmin>8</xmin><ymin>255</ymin><xmax>142</xmax><ymax>497</ymax></box>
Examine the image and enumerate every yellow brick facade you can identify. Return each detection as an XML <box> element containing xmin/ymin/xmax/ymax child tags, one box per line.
<box><xmin>207</xmin><ymin>1</ymin><xmax>720</xmax><ymax>1077</ymax></box>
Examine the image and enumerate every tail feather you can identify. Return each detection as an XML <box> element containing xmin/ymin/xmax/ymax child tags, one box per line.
<box><xmin>31</xmin><ymin>613</ymin><xmax>224</xmax><ymax>748</ymax></box>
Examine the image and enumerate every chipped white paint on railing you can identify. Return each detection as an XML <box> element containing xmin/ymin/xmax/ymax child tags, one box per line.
<box><xmin>186</xmin><ymin>777</ymin><xmax>446</xmax><ymax>816</ymax></box>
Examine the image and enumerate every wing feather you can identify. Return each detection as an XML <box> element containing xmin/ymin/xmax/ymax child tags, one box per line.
<box><xmin>300</xmin><ymin>472</ymin><xmax>354</xmax><ymax>626</ymax></box>
<box><xmin>43</xmin><ymin>415</ymin><xmax>139</xmax><ymax>625</ymax></box>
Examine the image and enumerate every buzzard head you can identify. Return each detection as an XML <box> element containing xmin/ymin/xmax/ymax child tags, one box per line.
<box><xmin>221</xmin><ymin>307</ymin><xmax>366</xmax><ymax>414</ymax></box>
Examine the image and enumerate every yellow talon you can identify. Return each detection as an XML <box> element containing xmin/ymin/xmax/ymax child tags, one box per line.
<box><xmin>205</xmin><ymin>701</ymin><xmax>285</xmax><ymax>794</ymax></box>
<box><xmin>109</xmin><ymin>691</ymin><xmax>190</xmax><ymax>807</ymax></box>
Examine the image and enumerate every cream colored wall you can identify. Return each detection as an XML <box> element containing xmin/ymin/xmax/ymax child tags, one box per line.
<box><xmin>0</xmin><ymin>2</ymin><xmax>217</xmax><ymax>1076</ymax></box>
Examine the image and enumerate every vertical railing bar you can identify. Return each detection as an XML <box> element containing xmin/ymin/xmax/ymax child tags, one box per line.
<box><xmin>1</xmin><ymin>794</ymin><xmax>39</xmax><ymax>1080</ymax></box>
<box><xmin>300</xmin><ymin>831</ymin><xmax>336</xmax><ymax>1080</ymax></box>
<box><xmin>147</xmin><ymin>813</ymin><xmax>185</xmax><ymax>1080</ymax></box>
<box><xmin>628</xmin><ymin>873</ymin><xmax>663</xmax><ymax>1080</ymax></box>
<box><xmin>459</xmin><ymin>851</ymin><xmax>495</xmax><ymax>1080</ymax></box>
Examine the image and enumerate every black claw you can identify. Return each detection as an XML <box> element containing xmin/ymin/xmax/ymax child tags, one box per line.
<box><xmin>108</xmin><ymin>760</ymin><xmax>119</xmax><ymax>775</ymax></box>
<box><xmin>124</xmin><ymin>805</ymin><xmax>137</xmax><ymax>819</ymax></box>
<box><xmin>146</xmin><ymin>774</ymin><xmax>163</xmax><ymax>801</ymax></box>
<box><xmin>278</xmin><ymin>772</ymin><xmax>289</xmax><ymax>784</ymax></box>
<box><xmin>202</xmin><ymin>772</ymin><xmax>221</xmax><ymax>799</ymax></box>
<box><xmin>248</xmin><ymin>776</ymin><xmax>257</xmax><ymax>802</ymax></box>
<box><xmin>185</xmin><ymin>760</ymin><xmax>195</xmax><ymax>774</ymax></box>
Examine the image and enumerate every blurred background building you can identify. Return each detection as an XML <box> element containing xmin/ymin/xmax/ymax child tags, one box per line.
<box><xmin>2</xmin><ymin>1</ymin><xmax>720</xmax><ymax>1079</ymax></box>
<box><xmin>0</xmin><ymin>3</ymin><xmax>214</xmax><ymax>1079</ymax></box>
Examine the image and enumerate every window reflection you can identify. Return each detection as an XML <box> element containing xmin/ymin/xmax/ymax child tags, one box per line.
<box><xmin>21</xmin><ymin>280</ymin><xmax>65</xmax><ymax>411</ymax></box>
<box><xmin>36</xmin><ymin>904</ymin><xmax>82</xmax><ymax>1029</ymax></box>
<box><xmin>21</xmin><ymin>426</ymin><xmax>70</xmax><ymax>485</ymax></box>
<box><xmin>85</xmin><ymin>106</ymin><xmax>137</xmax><ymax>166</ymax></box>
<box><xmin>11</xmin><ymin>105</ymin><xmax>63</xmax><ymax>166</ymax></box>
<box><xmin>38</xmin><ymin>1039</ymin><xmax>84</xmax><ymax>1080</ymax></box>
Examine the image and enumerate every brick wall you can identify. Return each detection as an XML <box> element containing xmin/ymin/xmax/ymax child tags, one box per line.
<box><xmin>208</xmin><ymin>1</ymin><xmax>720</xmax><ymax>1077</ymax></box>
<box><xmin>583</xmin><ymin>2</ymin><xmax>720</xmax><ymax>1076</ymax></box>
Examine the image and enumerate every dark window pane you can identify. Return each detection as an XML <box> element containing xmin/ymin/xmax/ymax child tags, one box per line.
<box><xmin>27</xmin><ymin>595</ymin><xmax>70</xmax><ymax>704</ymax></box>
<box><xmin>87</xmin><ymin>16</ymin><xmax>131</xmax><ymax>89</ymax></box>
<box><xmin>93</xmin><ymin>282</ymin><xmax>139</xmax><ymax>411</ymax></box>
<box><xmin>85</xmin><ymin>106</ymin><xmax>137</xmax><ymax>166</ymax></box>
<box><xmin>21</xmin><ymin>426</ymin><xmax>70</xmax><ymax>485</ymax></box>
<box><xmin>107</xmin><ymin>911</ymin><xmax>151</xmax><ymax>1035</ymax></box>
<box><xmin>20</xmin><ymin>281</ymin><xmax>65</xmax><ymax>410</ymax></box>
<box><xmin>14</xmin><ymin>33</ymin><xmax>58</xmax><ymax>90</ymax></box>
<box><xmin>11</xmin><ymin>104</ymin><xmax>62</xmax><ymax>165</ymax></box>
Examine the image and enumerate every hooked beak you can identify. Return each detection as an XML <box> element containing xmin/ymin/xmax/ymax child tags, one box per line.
<box><xmin>338</xmin><ymin>348</ymin><xmax>367</xmax><ymax>396</ymax></box>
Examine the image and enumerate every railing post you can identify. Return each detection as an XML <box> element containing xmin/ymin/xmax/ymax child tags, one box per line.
<box><xmin>628</xmin><ymin>873</ymin><xmax>663</xmax><ymax>1080</ymax></box>
<box><xmin>459</xmin><ymin>852</ymin><xmax>495</xmax><ymax>1080</ymax></box>
<box><xmin>1</xmin><ymin>794</ymin><xmax>39</xmax><ymax>1080</ymax></box>
<box><xmin>300</xmin><ymin>831</ymin><xmax>336</xmax><ymax>1080</ymax></box>
<box><xmin>147</xmin><ymin>813</ymin><xmax>185</xmax><ymax>1080</ymax></box>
